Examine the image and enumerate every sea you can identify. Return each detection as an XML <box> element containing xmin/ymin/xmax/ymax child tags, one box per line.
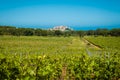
<box><xmin>13</xmin><ymin>24</ymin><xmax>120</xmax><ymax>31</ymax></box>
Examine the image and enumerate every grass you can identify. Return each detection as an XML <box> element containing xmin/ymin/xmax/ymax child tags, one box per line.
<box><xmin>85</xmin><ymin>36</ymin><xmax>120</xmax><ymax>53</ymax></box>
<box><xmin>0</xmin><ymin>36</ymin><xmax>120</xmax><ymax>79</ymax></box>
<box><xmin>0</xmin><ymin>36</ymin><xmax>86</xmax><ymax>55</ymax></box>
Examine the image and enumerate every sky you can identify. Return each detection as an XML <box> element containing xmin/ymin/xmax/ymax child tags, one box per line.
<box><xmin>0</xmin><ymin>0</ymin><xmax>120</xmax><ymax>29</ymax></box>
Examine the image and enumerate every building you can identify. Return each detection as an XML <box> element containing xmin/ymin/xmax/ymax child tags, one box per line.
<box><xmin>49</xmin><ymin>25</ymin><xmax>72</xmax><ymax>31</ymax></box>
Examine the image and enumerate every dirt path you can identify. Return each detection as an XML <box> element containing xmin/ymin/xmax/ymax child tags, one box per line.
<box><xmin>61</xmin><ymin>37</ymin><xmax>102</xmax><ymax>79</ymax></box>
<box><xmin>79</xmin><ymin>38</ymin><xmax>103</xmax><ymax>56</ymax></box>
<box><xmin>68</xmin><ymin>37</ymin><xmax>102</xmax><ymax>51</ymax></box>
<box><xmin>82</xmin><ymin>38</ymin><xmax>102</xmax><ymax>50</ymax></box>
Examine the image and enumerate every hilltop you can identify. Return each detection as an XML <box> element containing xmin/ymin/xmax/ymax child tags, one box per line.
<box><xmin>49</xmin><ymin>25</ymin><xmax>73</xmax><ymax>31</ymax></box>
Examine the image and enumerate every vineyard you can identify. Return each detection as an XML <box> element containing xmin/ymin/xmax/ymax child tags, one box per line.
<box><xmin>0</xmin><ymin>36</ymin><xmax>120</xmax><ymax>80</ymax></box>
<box><xmin>85</xmin><ymin>36</ymin><xmax>120</xmax><ymax>53</ymax></box>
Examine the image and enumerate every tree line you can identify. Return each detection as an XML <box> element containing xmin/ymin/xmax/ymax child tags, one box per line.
<box><xmin>0</xmin><ymin>26</ymin><xmax>120</xmax><ymax>37</ymax></box>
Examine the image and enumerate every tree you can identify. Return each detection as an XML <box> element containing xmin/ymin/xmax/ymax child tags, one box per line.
<box><xmin>41</xmin><ymin>30</ymin><xmax>48</xmax><ymax>36</ymax></box>
<box><xmin>54</xmin><ymin>30</ymin><xmax>63</xmax><ymax>36</ymax></box>
<box><xmin>23</xmin><ymin>29</ymin><xmax>34</xmax><ymax>36</ymax></box>
<box><xmin>110</xmin><ymin>28</ymin><xmax>120</xmax><ymax>36</ymax></box>
<box><xmin>95</xmin><ymin>28</ymin><xmax>108</xmax><ymax>36</ymax></box>
<box><xmin>34</xmin><ymin>29</ymin><xmax>42</xmax><ymax>36</ymax></box>
<box><xmin>87</xmin><ymin>30</ymin><xmax>95</xmax><ymax>35</ymax></box>
<box><xmin>77</xmin><ymin>30</ymin><xmax>86</xmax><ymax>37</ymax></box>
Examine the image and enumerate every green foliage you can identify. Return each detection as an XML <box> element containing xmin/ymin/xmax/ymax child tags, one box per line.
<box><xmin>85</xmin><ymin>36</ymin><xmax>120</xmax><ymax>52</ymax></box>
<box><xmin>110</xmin><ymin>28</ymin><xmax>120</xmax><ymax>36</ymax></box>
<box><xmin>0</xmin><ymin>26</ymin><xmax>75</xmax><ymax>37</ymax></box>
<box><xmin>1</xmin><ymin>25</ymin><xmax>120</xmax><ymax>36</ymax></box>
<box><xmin>77</xmin><ymin>30</ymin><xmax>86</xmax><ymax>37</ymax></box>
<box><xmin>0</xmin><ymin>36</ymin><xmax>120</xmax><ymax>79</ymax></box>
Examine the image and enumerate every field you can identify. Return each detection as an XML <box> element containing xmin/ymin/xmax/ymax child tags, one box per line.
<box><xmin>85</xmin><ymin>36</ymin><xmax>120</xmax><ymax>54</ymax></box>
<box><xmin>0</xmin><ymin>36</ymin><xmax>120</xmax><ymax>79</ymax></box>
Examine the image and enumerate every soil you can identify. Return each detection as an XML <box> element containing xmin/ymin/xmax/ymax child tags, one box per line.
<box><xmin>82</xmin><ymin>38</ymin><xmax>102</xmax><ymax>50</ymax></box>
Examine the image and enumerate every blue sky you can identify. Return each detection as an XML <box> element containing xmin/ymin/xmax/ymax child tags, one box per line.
<box><xmin>0</xmin><ymin>0</ymin><xmax>120</xmax><ymax>29</ymax></box>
